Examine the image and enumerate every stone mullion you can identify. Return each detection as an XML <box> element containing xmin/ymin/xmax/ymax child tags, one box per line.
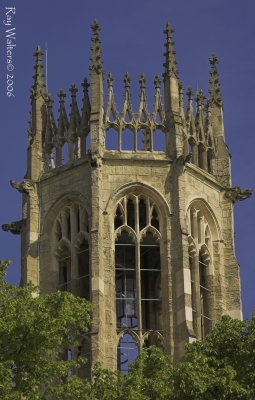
<box><xmin>70</xmin><ymin>204</ymin><xmax>78</xmax><ymax>294</ymax></box>
<box><xmin>193</xmin><ymin>254</ymin><xmax>202</xmax><ymax>340</ymax></box>
<box><xmin>135</xmin><ymin>197</ymin><xmax>142</xmax><ymax>341</ymax></box>
<box><xmin>162</xmin><ymin>229</ymin><xmax>173</xmax><ymax>355</ymax></box>
<box><xmin>61</xmin><ymin>209</ymin><xmax>68</xmax><ymax>239</ymax></box>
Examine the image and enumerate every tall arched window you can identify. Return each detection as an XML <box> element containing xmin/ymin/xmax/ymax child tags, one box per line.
<box><xmin>187</xmin><ymin>203</ymin><xmax>214</xmax><ymax>339</ymax></box>
<box><xmin>54</xmin><ymin>203</ymin><xmax>90</xmax><ymax>299</ymax></box>
<box><xmin>114</xmin><ymin>194</ymin><xmax>162</xmax><ymax>373</ymax></box>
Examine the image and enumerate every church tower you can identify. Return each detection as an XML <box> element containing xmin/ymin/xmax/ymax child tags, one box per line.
<box><xmin>3</xmin><ymin>22</ymin><xmax>252</xmax><ymax>374</ymax></box>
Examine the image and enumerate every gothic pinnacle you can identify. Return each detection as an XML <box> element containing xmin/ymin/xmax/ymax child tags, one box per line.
<box><xmin>90</xmin><ymin>20</ymin><xmax>103</xmax><ymax>74</ymax></box>
<box><xmin>209</xmin><ymin>53</ymin><xmax>223</xmax><ymax>107</ymax></box>
<box><xmin>69</xmin><ymin>83</ymin><xmax>81</xmax><ymax>139</ymax></box>
<box><xmin>32</xmin><ymin>45</ymin><xmax>46</xmax><ymax>95</ymax></box>
<box><xmin>124</xmin><ymin>72</ymin><xmax>131</xmax><ymax>89</ymax></box>
<box><xmin>44</xmin><ymin>95</ymin><xmax>56</xmax><ymax>154</ymax></box>
<box><xmin>107</xmin><ymin>72</ymin><xmax>114</xmax><ymax>88</ymax></box>
<box><xmin>154</xmin><ymin>74</ymin><xmax>161</xmax><ymax>89</ymax></box>
<box><xmin>139</xmin><ymin>73</ymin><xmax>146</xmax><ymax>90</ymax></box>
<box><xmin>163</xmin><ymin>22</ymin><xmax>179</xmax><ymax>80</ymax></box>
<box><xmin>80</xmin><ymin>78</ymin><xmax>90</xmax><ymax>135</ymax></box>
<box><xmin>57</xmin><ymin>89</ymin><xmax>69</xmax><ymax>142</ymax></box>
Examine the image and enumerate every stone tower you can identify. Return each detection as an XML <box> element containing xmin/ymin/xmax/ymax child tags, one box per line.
<box><xmin>3</xmin><ymin>22</ymin><xmax>252</xmax><ymax>374</ymax></box>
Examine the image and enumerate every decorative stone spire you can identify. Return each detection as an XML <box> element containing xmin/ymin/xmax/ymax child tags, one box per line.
<box><xmin>205</xmin><ymin>101</ymin><xmax>214</xmax><ymax>148</ymax></box>
<box><xmin>121</xmin><ymin>72</ymin><xmax>134</xmax><ymax>123</ymax></box>
<box><xmin>56</xmin><ymin>89</ymin><xmax>69</xmax><ymax>144</ymax></box>
<box><xmin>32</xmin><ymin>46</ymin><xmax>46</xmax><ymax>96</ymax></box>
<box><xmin>163</xmin><ymin>22</ymin><xmax>179</xmax><ymax>80</ymax></box>
<box><xmin>138</xmin><ymin>73</ymin><xmax>150</xmax><ymax>124</ymax></box>
<box><xmin>68</xmin><ymin>84</ymin><xmax>81</xmax><ymax>141</ymax></box>
<box><xmin>124</xmin><ymin>72</ymin><xmax>131</xmax><ymax>89</ymax></box>
<box><xmin>105</xmin><ymin>73</ymin><xmax>119</xmax><ymax>123</ymax></box>
<box><xmin>186</xmin><ymin>88</ymin><xmax>198</xmax><ymax>164</ymax></box>
<box><xmin>89</xmin><ymin>20</ymin><xmax>104</xmax><ymax>154</ymax></box>
<box><xmin>80</xmin><ymin>78</ymin><xmax>91</xmax><ymax>136</ymax></box>
<box><xmin>44</xmin><ymin>95</ymin><xmax>56</xmax><ymax>167</ymax></box>
<box><xmin>90</xmin><ymin>20</ymin><xmax>103</xmax><ymax>74</ymax></box>
<box><xmin>179</xmin><ymin>82</ymin><xmax>185</xmax><ymax>121</ymax></box>
<box><xmin>196</xmin><ymin>90</ymin><xmax>206</xmax><ymax>142</ymax></box>
<box><xmin>186</xmin><ymin>88</ymin><xmax>196</xmax><ymax>136</ymax></box>
<box><xmin>209</xmin><ymin>53</ymin><xmax>223</xmax><ymax>108</ymax></box>
<box><xmin>152</xmin><ymin>74</ymin><xmax>165</xmax><ymax>127</ymax></box>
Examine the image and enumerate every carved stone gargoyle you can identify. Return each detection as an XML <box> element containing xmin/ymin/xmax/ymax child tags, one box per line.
<box><xmin>2</xmin><ymin>219</ymin><xmax>24</xmax><ymax>235</ymax></box>
<box><xmin>224</xmin><ymin>186</ymin><xmax>253</xmax><ymax>204</ymax></box>
<box><xmin>10</xmin><ymin>179</ymin><xmax>35</xmax><ymax>193</ymax></box>
<box><xmin>88</xmin><ymin>150</ymin><xmax>102</xmax><ymax>168</ymax></box>
<box><xmin>174</xmin><ymin>152</ymin><xmax>192</xmax><ymax>171</ymax></box>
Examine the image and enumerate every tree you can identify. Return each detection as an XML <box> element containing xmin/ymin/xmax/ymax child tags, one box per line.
<box><xmin>0</xmin><ymin>260</ymin><xmax>92</xmax><ymax>399</ymax></box>
<box><xmin>89</xmin><ymin>317</ymin><xmax>255</xmax><ymax>400</ymax></box>
<box><xmin>1</xmin><ymin>258</ymin><xmax>255</xmax><ymax>400</ymax></box>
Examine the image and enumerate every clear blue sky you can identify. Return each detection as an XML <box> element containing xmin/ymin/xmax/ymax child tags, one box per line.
<box><xmin>0</xmin><ymin>0</ymin><xmax>254</xmax><ymax>318</ymax></box>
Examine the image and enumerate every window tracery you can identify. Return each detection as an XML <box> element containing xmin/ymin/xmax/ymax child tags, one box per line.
<box><xmin>114</xmin><ymin>194</ymin><xmax>163</xmax><ymax>373</ymax></box>
<box><xmin>187</xmin><ymin>204</ymin><xmax>213</xmax><ymax>339</ymax></box>
<box><xmin>54</xmin><ymin>203</ymin><xmax>90</xmax><ymax>299</ymax></box>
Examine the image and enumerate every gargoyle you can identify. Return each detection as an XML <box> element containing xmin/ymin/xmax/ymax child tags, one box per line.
<box><xmin>88</xmin><ymin>150</ymin><xmax>102</xmax><ymax>168</ymax></box>
<box><xmin>10</xmin><ymin>179</ymin><xmax>35</xmax><ymax>194</ymax></box>
<box><xmin>2</xmin><ymin>219</ymin><xmax>24</xmax><ymax>235</ymax></box>
<box><xmin>175</xmin><ymin>152</ymin><xmax>192</xmax><ymax>167</ymax></box>
<box><xmin>224</xmin><ymin>187</ymin><xmax>253</xmax><ymax>204</ymax></box>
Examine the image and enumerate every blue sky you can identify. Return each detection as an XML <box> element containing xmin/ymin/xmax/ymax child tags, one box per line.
<box><xmin>0</xmin><ymin>0</ymin><xmax>254</xmax><ymax>318</ymax></box>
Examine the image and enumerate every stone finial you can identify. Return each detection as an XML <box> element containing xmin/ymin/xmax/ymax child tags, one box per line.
<box><xmin>69</xmin><ymin>83</ymin><xmax>81</xmax><ymax>139</ymax></box>
<box><xmin>196</xmin><ymin>90</ymin><xmax>206</xmax><ymax>142</ymax></box>
<box><xmin>124</xmin><ymin>72</ymin><xmax>131</xmax><ymax>89</ymax></box>
<box><xmin>107</xmin><ymin>73</ymin><xmax>114</xmax><ymax>88</ymax></box>
<box><xmin>163</xmin><ymin>22</ymin><xmax>179</xmax><ymax>80</ymax></box>
<box><xmin>57</xmin><ymin>89</ymin><xmax>69</xmax><ymax>141</ymax></box>
<box><xmin>80</xmin><ymin>77</ymin><xmax>91</xmax><ymax>135</ymax></box>
<box><xmin>89</xmin><ymin>20</ymin><xmax>103</xmax><ymax>74</ymax></box>
<box><xmin>187</xmin><ymin>87</ymin><xmax>193</xmax><ymax>102</ymax></box>
<box><xmin>139</xmin><ymin>73</ymin><xmax>146</xmax><ymax>90</ymax></box>
<box><xmin>196</xmin><ymin>89</ymin><xmax>205</xmax><ymax>107</ymax></box>
<box><xmin>45</xmin><ymin>94</ymin><xmax>56</xmax><ymax>154</ymax></box>
<box><xmin>32</xmin><ymin>46</ymin><xmax>46</xmax><ymax>95</ymax></box>
<box><xmin>209</xmin><ymin>53</ymin><xmax>223</xmax><ymax>107</ymax></box>
<box><xmin>82</xmin><ymin>77</ymin><xmax>90</xmax><ymax>94</ymax></box>
<box><xmin>186</xmin><ymin>87</ymin><xmax>196</xmax><ymax>139</ymax></box>
<box><xmin>154</xmin><ymin>74</ymin><xmax>161</xmax><ymax>89</ymax></box>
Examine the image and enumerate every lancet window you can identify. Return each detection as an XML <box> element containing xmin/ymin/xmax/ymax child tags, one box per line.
<box><xmin>114</xmin><ymin>194</ymin><xmax>163</xmax><ymax>373</ymax></box>
<box><xmin>187</xmin><ymin>205</ymin><xmax>213</xmax><ymax>339</ymax></box>
<box><xmin>54</xmin><ymin>203</ymin><xmax>90</xmax><ymax>299</ymax></box>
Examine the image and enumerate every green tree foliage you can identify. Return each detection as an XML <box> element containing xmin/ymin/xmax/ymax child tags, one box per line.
<box><xmin>0</xmin><ymin>260</ymin><xmax>92</xmax><ymax>400</ymax></box>
<box><xmin>1</xmin><ymin>259</ymin><xmax>255</xmax><ymax>399</ymax></box>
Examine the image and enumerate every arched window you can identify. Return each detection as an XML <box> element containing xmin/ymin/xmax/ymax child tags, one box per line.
<box><xmin>114</xmin><ymin>195</ymin><xmax>162</xmax><ymax>372</ymax></box>
<box><xmin>76</xmin><ymin>237</ymin><xmax>90</xmax><ymax>300</ymax></box>
<box><xmin>117</xmin><ymin>333</ymin><xmax>139</xmax><ymax>374</ymax></box>
<box><xmin>187</xmin><ymin>202</ymin><xmax>215</xmax><ymax>339</ymax></box>
<box><xmin>54</xmin><ymin>203</ymin><xmax>90</xmax><ymax>299</ymax></box>
<box><xmin>58</xmin><ymin>243</ymin><xmax>71</xmax><ymax>291</ymax></box>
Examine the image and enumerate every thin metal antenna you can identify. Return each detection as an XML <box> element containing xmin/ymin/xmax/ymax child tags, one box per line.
<box><xmin>45</xmin><ymin>42</ymin><xmax>48</xmax><ymax>92</ymax></box>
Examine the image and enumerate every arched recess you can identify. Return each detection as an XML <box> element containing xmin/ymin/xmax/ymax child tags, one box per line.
<box><xmin>41</xmin><ymin>193</ymin><xmax>90</xmax><ymax>299</ymax></box>
<box><xmin>112</xmin><ymin>185</ymin><xmax>169</xmax><ymax>373</ymax></box>
<box><xmin>186</xmin><ymin>198</ymin><xmax>220</xmax><ymax>339</ymax></box>
<box><xmin>105</xmin><ymin>182</ymin><xmax>171</xmax><ymax>229</ymax></box>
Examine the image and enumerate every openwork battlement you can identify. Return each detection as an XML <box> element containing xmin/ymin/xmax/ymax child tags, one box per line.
<box><xmin>27</xmin><ymin>21</ymin><xmax>227</xmax><ymax>183</ymax></box>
